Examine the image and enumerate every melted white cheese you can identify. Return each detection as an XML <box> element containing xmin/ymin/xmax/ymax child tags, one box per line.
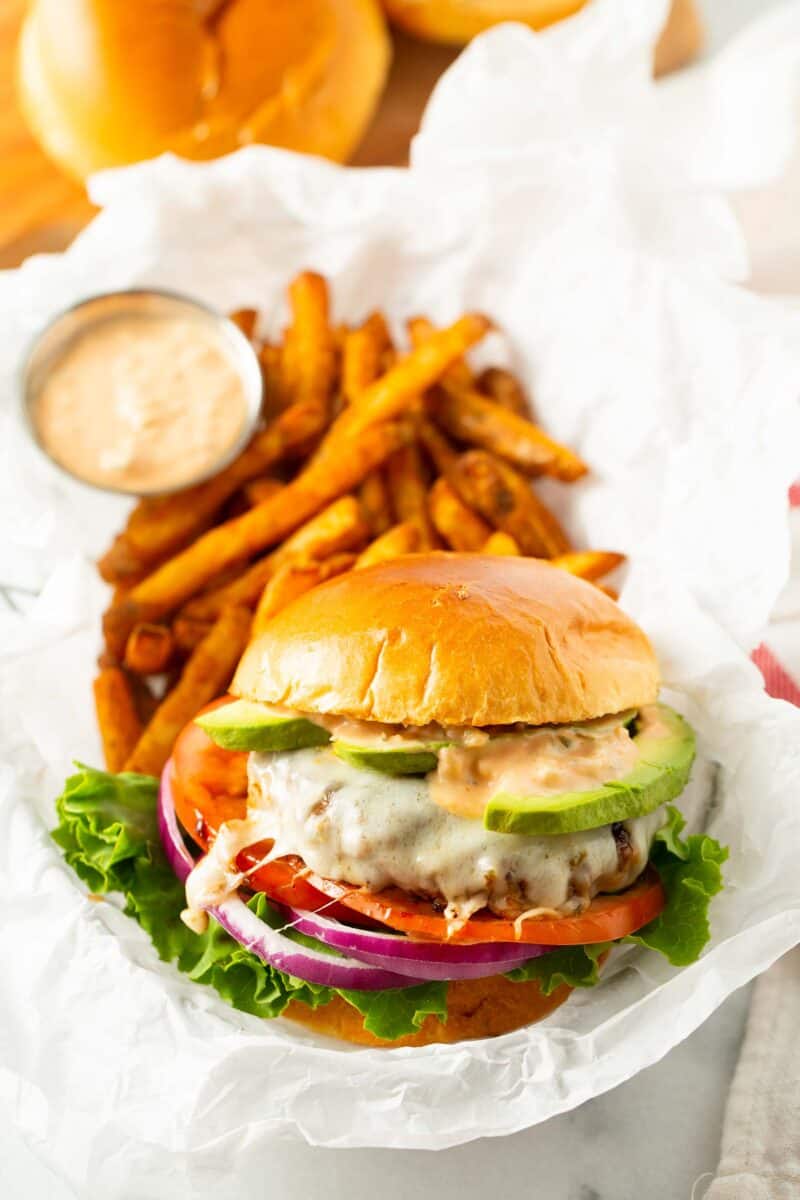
<box><xmin>181</xmin><ymin>810</ymin><xmax>275</xmax><ymax>932</ymax></box>
<box><xmin>246</xmin><ymin>749</ymin><xmax>665</xmax><ymax>922</ymax></box>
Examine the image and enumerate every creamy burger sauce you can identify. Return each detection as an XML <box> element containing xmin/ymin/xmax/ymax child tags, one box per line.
<box><xmin>431</xmin><ymin>724</ymin><xmax>638</xmax><ymax>820</ymax></box>
<box><xmin>34</xmin><ymin>313</ymin><xmax>249</xmax><ymax>492</ymax></box>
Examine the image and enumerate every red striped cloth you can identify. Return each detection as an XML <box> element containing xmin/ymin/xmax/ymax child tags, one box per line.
<box><xmin>751</xmin><ymin>643</ymin><xmax>800</xmax><ymax>706</ymax></box>
<box><xmin>751</xmin><ymin>483</ymin><xmax>800</xmax><ymax>704</ymax></box>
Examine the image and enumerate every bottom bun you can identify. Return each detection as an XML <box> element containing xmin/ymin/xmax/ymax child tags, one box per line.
<box><xmin>283</xmin><ymin>974</ymin><xmax>574</xmax><ymax>1047</ymax></box>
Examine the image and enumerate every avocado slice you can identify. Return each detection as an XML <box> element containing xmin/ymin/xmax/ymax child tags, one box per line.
<box><xmin>332</xmin><ymin>740</ymin><xmax>449</xmax><ymax>775</ymax></box>
<box><xmin>196</xmin><ymin>699</ymin><xmax>330</xmax><ymax>752</ymax></box>
<box><xmin>484</xmin><ymin>703</ymin><xmax>695</xmax><ymax>836</ymax></box>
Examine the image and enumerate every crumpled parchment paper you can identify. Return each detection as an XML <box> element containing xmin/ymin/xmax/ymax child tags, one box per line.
<box><xmin>2</xmin><ymin>0</ymin><xmax>800</xmax><ymax>1190</ymax></box>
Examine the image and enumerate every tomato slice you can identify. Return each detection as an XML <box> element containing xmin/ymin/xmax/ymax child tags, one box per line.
<box><xmin>171</xmin><ymin>702</ymin><xmax>354</xmax><ymax>916</ymax></box>
<box><xmin>170</xmin><ymin>701</ymin><xmax>666</xmax><ymax>945</ymax></box>
<box><xmin>297</xmin><ymin>864</ymin><xmax>665</xmax><ymax>945</ymax></box>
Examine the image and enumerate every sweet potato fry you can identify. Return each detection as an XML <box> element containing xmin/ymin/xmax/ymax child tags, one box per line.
<box><xmin>287</xmin><ymin>271</ymin><xmax>336</xmax><ymax>414</ymax></box>
<box><xmin>124</xmin><ymin>605</ymin><xmax>252</xmax><ymax>776</ymax></box>
<box><xmin>105</xmin><ymin>435</ymin><xmax>395</xmax><ymax>652</ymax></box>
<box><xmin>386</xmin><ymin>443</ymin><xmax>437</xmax><ymax>549</ymax></box>
<box><xmin>323</xmin><ymin>314</ymin><xmax>491</xmax><ymax>448</ymax></box>
<box><xmin>229</xmin><ymin>308</ymin><xmax>258</xmax><ymax>340</ymax></box>
<box><xmin>447</xmin><ymin>450</ymin><xmax>571</xmax><ymax>558</ymax></box>
<box><xmin>342</xmin><ymin>312</ymin><xmax>391</xmax><ymax>404</ymax></box>
<box><xmin>355</xmin><ymin>522</ymin><xmax>421</xmax><ymax>570</ymax></box>
<box><xmin>417</xmin><ymin>417</ymin><xmax>458</xmax><ymax>475</ymax></box>
<box><xmin>129</xmin><ymin>674</ymin><xmax>160</xmax><ymax>725</ymax></box>
<box><xmin>482</xmin><ymin>531</ymin><xmax>521</xmax><ymax>556</ymax></box>
<box><xmin>476</xmin><ymin>367</ymin><xmax>530</xmax><ymax>418</ymax></box>
<box><xmin>407</xmin><ymin>316</ymin><xmax>473</xmax><ymax>389</ymax></box>
<box><xmin>93</xmin><ymin>667</ymin><xmax>143</xmax><ymax>772</ymax></box>
<box><xmin>252</xmin><ymin>554</ymin><xmax>356</xmax><ymax>638</ymax></box>
<box><xmin>97</xmin><ymin>399</ymin><xmax>328</xmax><ymax>583</ymax></box>
<box><xmin>179</xmin><ymin>495</ymin><xmax>370</xmax><ymax>622</ymax></box>
<box><xmin>358</xmin><ymin>470</ymin><xmax>393</xmax><ymax>536</ymax></box>
<box><xmin>97</xmin><ymin>541</ymin><xmax>151</xmax><ymax>589</ymax></box>
<box><xmin>428</xmin><ymin>383</ymin><xmax>588</xmax><ymax>482</ymax></box>
<box><xmin>550</xmin><ymin>551</ymin><xmax>626</xmax><ymax>582</ymax></box>
<box><xmin>172</xmin><ymin>614</ymin><xmax>212</xmax><ymax>654</ymax></box>
<box><xmin>123</xmin><ymin>623</ymin><xmax>175</xmax><ymax>675</ymax></box>
<box><xmin>259</xmin><ymin>344</ymin><xmax>287</xmax><ymax>417</ymax></box>
<box><xmin>596</xmin><ymin>583</ymin><xmax>620</xmax><ymax>600</ymax></box>
<box><xmin>243</xmin><ymin>476</ymin><xmax>284</xmax><ymax>507</ymax></box>
<box><xmin>428</xmin><ymin>477</ymin><xmax>491</xmax><ymax>552</ymax></box>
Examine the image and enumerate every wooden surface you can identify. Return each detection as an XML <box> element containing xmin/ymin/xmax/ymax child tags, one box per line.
<box><xmin>0</xmin><ymin>5</ymin><xmax>457</xmax><ymax>270</ymax></box>
<box><xmin>0</xmin><ymin>2</ymin><xmax>698</xmax><ymax>270</ymax></box>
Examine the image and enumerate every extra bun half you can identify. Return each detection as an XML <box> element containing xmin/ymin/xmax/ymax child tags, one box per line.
<box><xmin>233</xmin><ymin>553</ymin><xmax>659</xmax><ymax>727</ymax></box>
<box><xmin>381</xmin><ymin>0</ymin><xmax>702</xmax><ymax>77</ymax></box>
<box><xmin>284</xmin><ymin>973</ymin><xmax>574</xmax><ymax>1046</ymax></box>
<box><xmin>18</xmin><ymin>0</ymin><xmax>391</xmax><ymax>179</ymax></box>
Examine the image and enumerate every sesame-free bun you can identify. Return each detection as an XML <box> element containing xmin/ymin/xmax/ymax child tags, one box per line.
<box><xmin>233</xmin><ymin>553</ymin><xmax>659</xmax><ymax>727</ymax></box>
<box><xmin>284</xmin><ymin>973</ymin><xmax>574</xmax><ymax>1046</ymax></box>
<box><xmin>17</xmin><ymin>0</ymin><xmax>391</xmax><ymax>180</ymax></box>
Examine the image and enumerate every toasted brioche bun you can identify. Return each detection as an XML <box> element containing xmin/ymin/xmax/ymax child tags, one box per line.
<box><xmin>285</xmin><ymin>973</ymin><xmax>574</xmax><ymax>1046</ymax></box>
<box><xmin>381</xmin><ymin>0</ymin><xmax>702</xmax><ymax>76</ymax></box>
<box><xmin>18</xmin><ymin>0</ymin><xmax>391</xmax><ymax>180</ymax></box>
<box><xmin>233</xmin><ymin>553</ymin><xmax>659</xmax><ymax>727</ymax></box>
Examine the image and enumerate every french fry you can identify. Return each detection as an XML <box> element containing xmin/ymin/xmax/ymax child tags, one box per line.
<box><xmin>93</xmin><ymin>667</ymin><xmax>143</xmax><ymax>772</ymax></box>
<box><xmin>243</xmin><ymin>476</ymin><xmax>284</xmax><ymax>507</ymax></box>
<box><xmin>106</xmin><ymin>443</ymin><xmax>390</xmax><ymax>653</ymax></box>
<box><xmin>278</xmin><ymin>331</ymin><xmax>300</xmax><ymax>409</ymax></box>
<box><xmin>550</xmin><ymin>551</ymin><xmax>625</xmax><ymax>582</ymax></box>
<box><xmin>287</xmin><ymin>271</ymin><xmax>336</xmax><ymax>414</ymax></box>
<box><xmin>417</xmin><ymin>417</ymin><xmax>458</xmax><ymax>475</ymax></box>
<box><xmin>321</xmin><ymin>314</ymin><xmax>491</xmax><ymax>449</ymax></box>
<box><xmin>355</xmin><ymin>522</ymin><xmax>421</xmax><ymax>570</ymax></box>
<box><xmin>259</xmin><ymin>343</ymin><xmax>287</xmax><ymax>417</ymax></box>
<box><xmin>358</xmin><ymin>470</ymin><xmax>394</xmax><ymax>536</ymax></box>
<box><xmin>407</xmin><ymin>316</ymin><xmax>473</xmax><ymax>389</ymax></box>
<box><xmin>476</xmin><ymin>366</ymin><xmax>530</xmax><ymax>418</ymax></box>
<box><xmin>172</xmin><ymin>614</ymin><xmax>212</xmax><ymax>655</ymax></box>
<box><xmin>124</xmin><ymin>605</ymin><xmax>252</xmax><ymax>776</ymax></box>
<box><xmin>98</xmin><ymin>544</ymin><xmax>150</xmax><ymax>589</ymax></box>
<box><xmin>596</xmin><ymin>583</ymin><xmax>620</xmax><ymax>600</ymax></box>
<box><xmin>386</xmin><ymin>443</ymin><xmax>437</xmax><ymax>549</ymax></box>
<box><xmin>428</xmin><ymin>383</ymin><xmax>588</xmax><ymax>482</ymax></box>
<box><xmin>97</xmin><ymin>399</ymin><xmax>329</xmax><ymax>582</ymax></box>
<box><xmin>252</xmin><ymin>554</ymin><xmax>356</xmax><ymax>638</ymax></box>
<box><xmin>342</xmin><ymin>312</ymin><xmax>391</xmax><ymax>404</ymax></box>
<box><xmin>447</xmin><ymin>450</ymin><xmax>571</xmax><ymax>558</ymax></box>
<box><xmin>428</xmin><ymin>477</ymin><xmax>492</xmax><ymax>552</ymax></box>
<box><xmin>129</xmin><ymin>674</ymin><xmax>160</xmax><ymax>725</ymax></box>
<box><xmin>229</xmin><ymin>308</ymin><xmax>258</xmax><ymax>340</ymax></box>
<box><xmin>123</xmin><ymin>623</ymin><xmax>175</xmax><ymax>675</ymax></box>
<box><xmin>482</xmin><ymin>531</ymin><xmax>521</xmax><ymax>556</ymax></box>
<box><xmin>179</xmin><ymin>495</ymin><xmax>370</xmax><ymax>623</ymax></box>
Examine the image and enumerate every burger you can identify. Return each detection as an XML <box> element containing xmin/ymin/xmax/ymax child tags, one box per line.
<box><xmin>56</xmin><ymin>554</ymin><xmax>726</xmax><ymax>1046</ymax></box>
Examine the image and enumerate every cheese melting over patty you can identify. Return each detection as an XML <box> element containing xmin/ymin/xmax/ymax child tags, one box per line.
<box><xmin>242</xmin><ymin>747</ymin><xmax>664</xmax><ymax>923</ymax></box>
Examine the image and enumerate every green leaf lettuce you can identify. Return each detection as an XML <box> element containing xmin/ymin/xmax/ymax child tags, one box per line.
<box><xmin>51</xmin><ymin>767</ymin><xmax>727</xmax><ymax>1039</ymax></box>
<box><xmin>625</xmin><ymin>804</ymin><xmax>728</xmax><ymax>966</ymax></box>
<box><xmin>52</xmin><ymin>765</ymin><xmax>444</xmax><ymax>1038</ymax></box>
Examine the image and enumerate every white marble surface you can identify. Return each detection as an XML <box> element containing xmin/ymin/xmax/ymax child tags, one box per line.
<box><xmin>0</xmin><ymin>0</ymin><xmax>789</xmax><ymax>1196</ymax></box>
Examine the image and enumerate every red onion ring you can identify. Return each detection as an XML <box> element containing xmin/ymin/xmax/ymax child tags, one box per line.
<box><xmin>157</xmin><ymin>763</ymin><xmax>426</xmax><ymax>991</ymax></box>
<box><xmin>277</xmin><ymin>903</ymin><xmax>549</xmax><ymax>980</ymax></box>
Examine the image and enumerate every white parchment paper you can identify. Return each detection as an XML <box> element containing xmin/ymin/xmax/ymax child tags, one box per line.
<box><xmin>3</xmin><ymin>0</ymin><xmax>800</xmax><ymax>1189</ymax></box>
